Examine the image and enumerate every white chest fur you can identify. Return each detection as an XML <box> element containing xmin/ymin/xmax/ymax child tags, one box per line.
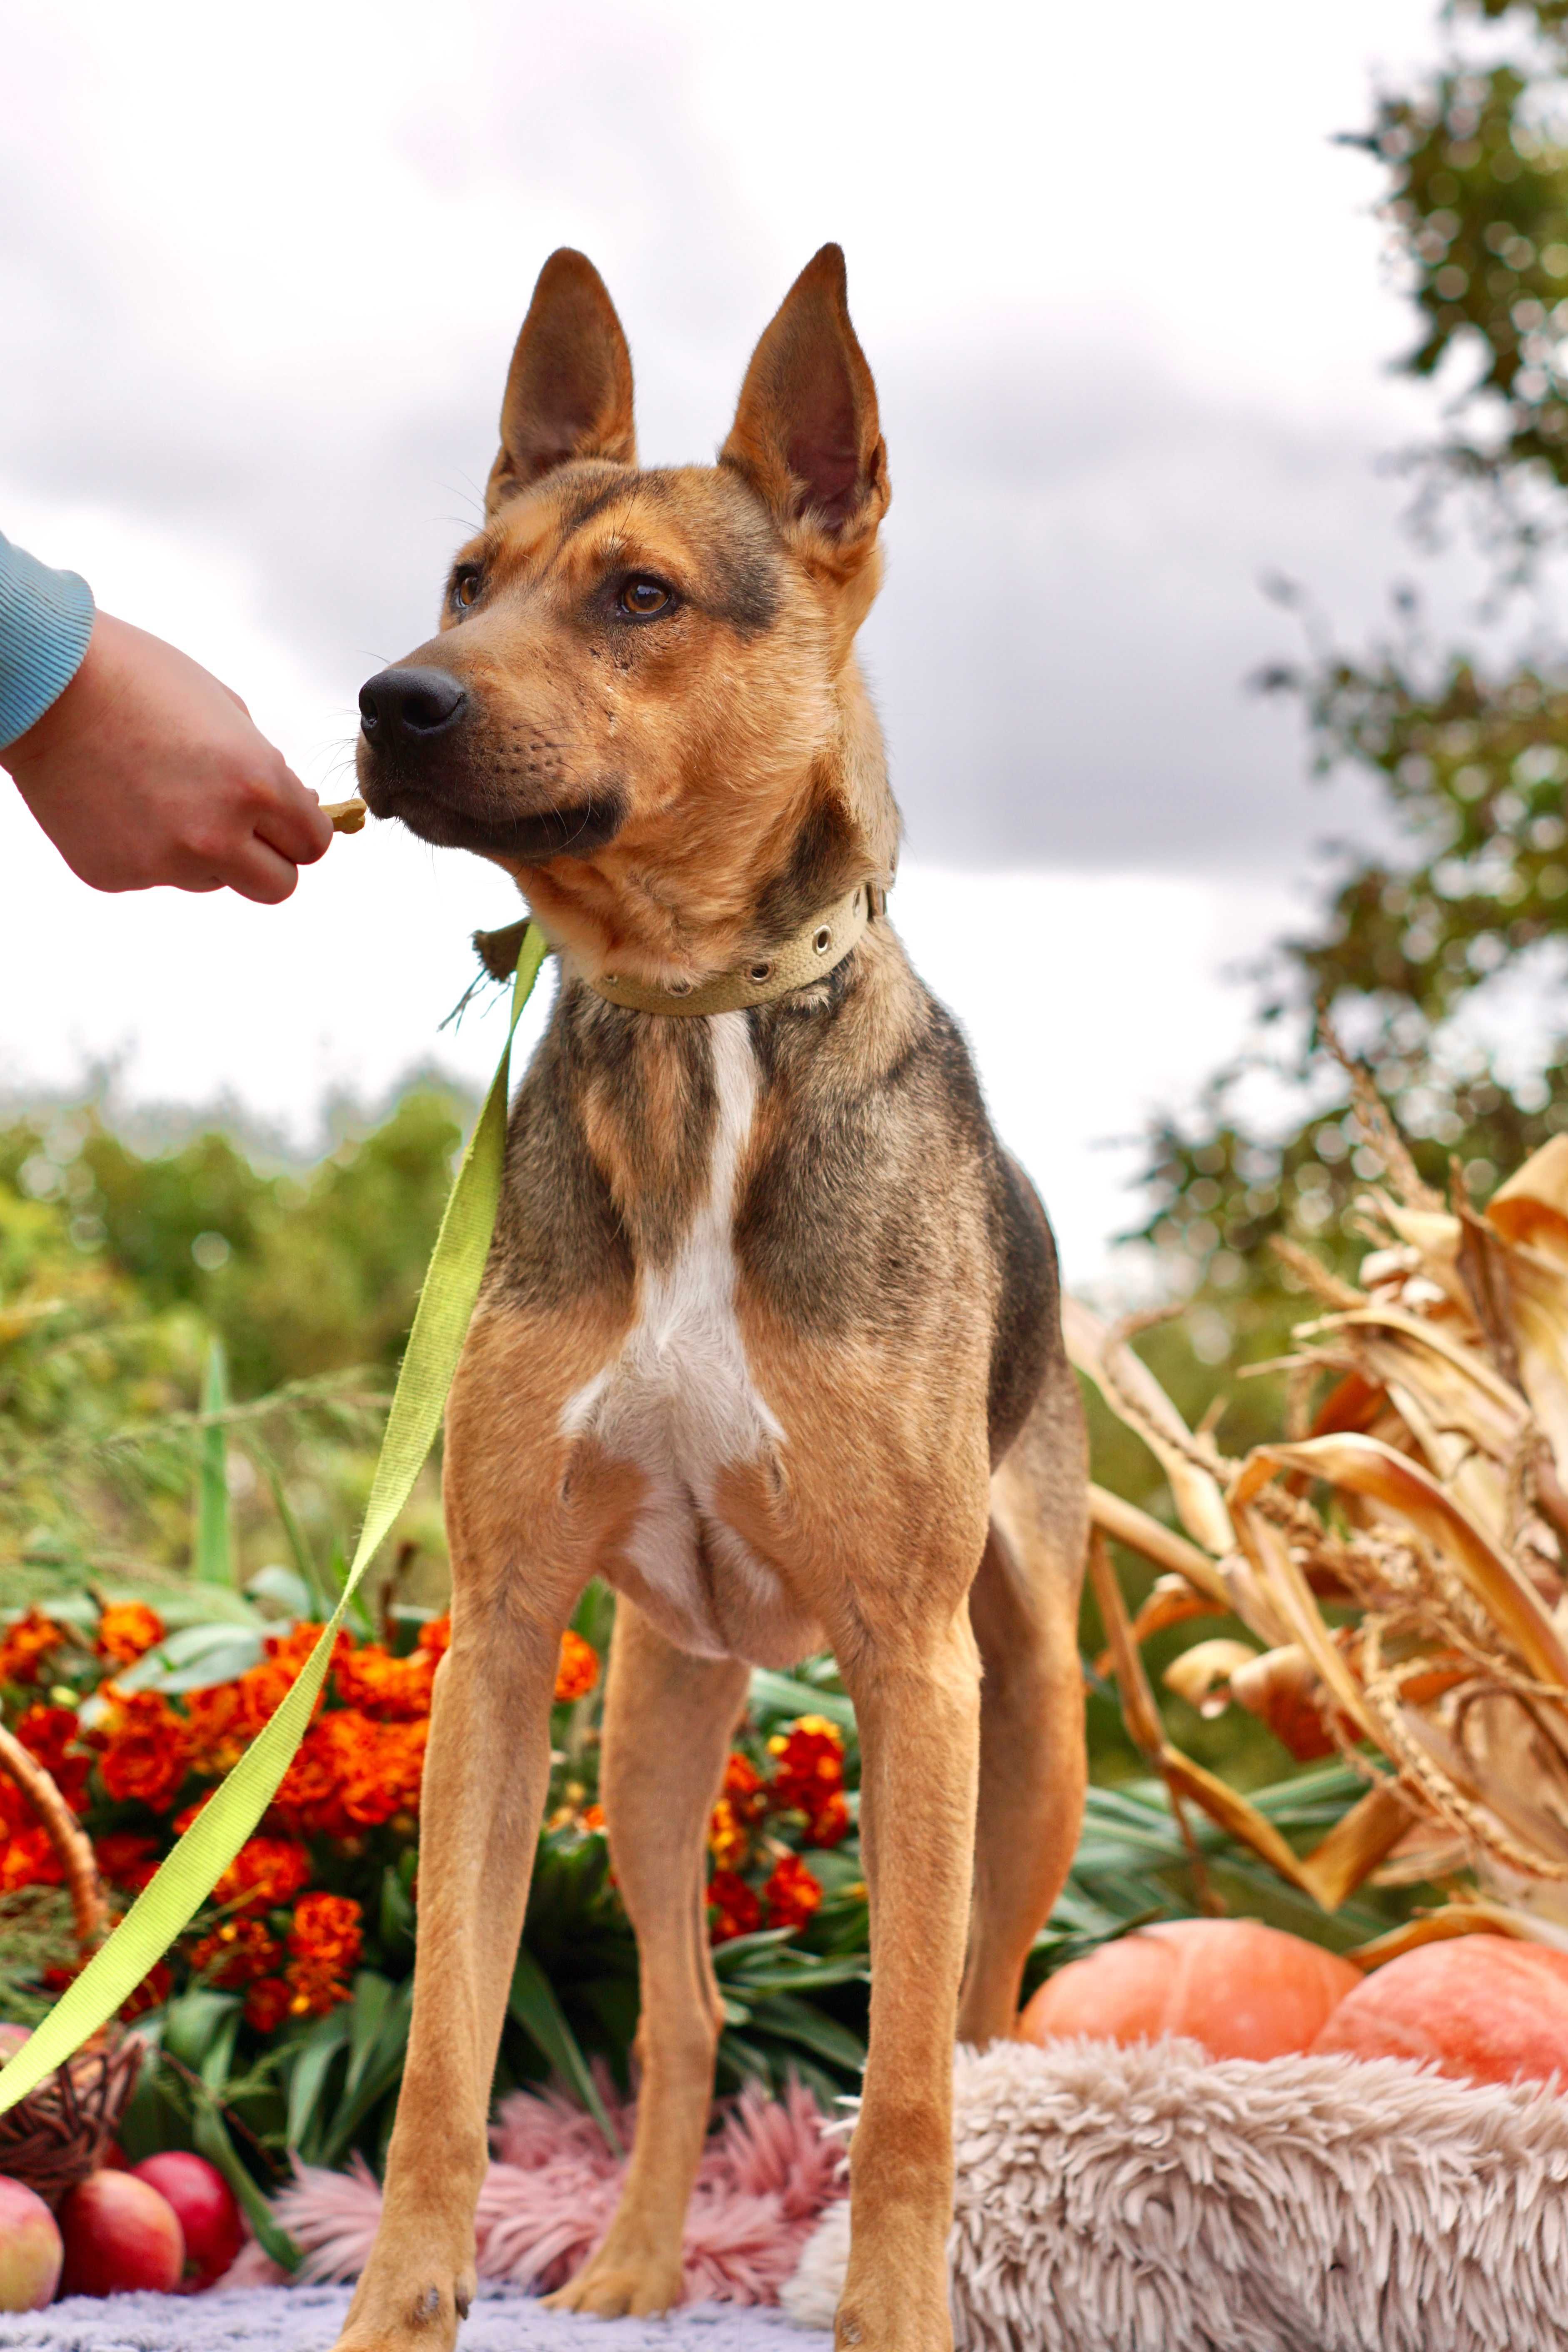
<box><xmin>560</xmin><ymin>1012</ymin><xmax>807</xmax><ymax>1662</ymax></box>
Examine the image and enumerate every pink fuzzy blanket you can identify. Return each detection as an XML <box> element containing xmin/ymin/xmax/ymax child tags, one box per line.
<box><xmin>225</xmin><ymin>2075</ymin><xmax>843</xmax><ymax>2306</ymax></box>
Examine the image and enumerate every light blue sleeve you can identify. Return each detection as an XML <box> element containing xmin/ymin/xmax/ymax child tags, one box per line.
<box><xmin>0</xmin><ymin>531</ymin><xmax>96</xmax><ymax>750</ymax></box>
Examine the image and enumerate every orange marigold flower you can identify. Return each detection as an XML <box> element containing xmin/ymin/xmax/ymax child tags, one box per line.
<box><xmin>214</xmin><ymin>1834</ymin><xmax>311</xmax><ymax>1913</ymax></box>
<box><xmin>121</xmin><ymin>1959</ymin><xmax>173</xmax><ymax>2021</ymax></box>
<box><xmin>97</xmin><ymin>1691</ymin><xmax>192</xmax><ymax>1813</ymax></box>
<box><xmin>272</xmin><ymin>1717</ymin><xmax>355</xmax><ymax>1839</ymax></box>
<box><xmin>763</xmin><ymin>1853</ymin><xmax>823</xmax><ymax>1933</ymax></box>
<box><xmin>0</xmin><ymin>1609</ymin><xmax>64</xmax><ymax>1686</ymax></box>
<box><xmin>0</xmin><ymin>1826</ymin><xmax>63</xmax><ymax>1893</ymax></box>
<box><xmin>708</xmin><ymin>1798</ymin><xmax>751</xmax><ymax>1873</ymax></box>
<box><xmin>183</xmin><ymin>1682</ymin><xmax>246</xmax><ymax>1775</ymax></box>
<box><xmin>267</xmin><ymin>1622</ymin><xmax>337</xmax><ymax>1673</ymax></box>
<box><xmin>228</xmin><ymin>1624</ymin><xmax>342</xmax><ymax>1748</ymax></box>
<box><xmin>14</xmin><ymin>1705</ymin><xmax>90</xmax><ymax>1814</ymax></box>
<box><xmin>189</xmin><ymin>1916</ymin><xmax>282</xmax><ymax>1988</ymax></box>
<box><xmin>244</xmin><ymin>1976</ymin><xmax>293</xmax><ymax>2034</ymax></box>
<box><xmin>288</xmin><ymin>1890</ymin><xmax>363</xmax><ymax>1973</ymax></box>
<box><xmin>333</xmin><ymin>1640</ymin><xmax>436</xmax><ymax>1722</ymax></box>
<box><xmin>418</xmin><ymin>1614</ymin><xmax>451</xmax><ymax>1663</ymax></box>
<box><xmin>808</xmin><ymin>1789</ymin><xmax>851</xmax><ymax>1849</ymax></box>
<box><xmin>93</xmin><ymin>1831</ymin><xmax>160</xmax><ymax>1894</ymax></box>
<box><xmin>282</xmin><ymin>1891</ymin><xmax>362</xmax><ymax>2013</ymax></box>
<box><xmin>343</xmin><ymin>1719</ymin><xmax>427</xmax><ymax>1829</ymax></box>
<box><xmin>96</xmin><ymin>1602</ymin><xmax>165</xmax><ymax>1666</ymax></box>
<box><xmin>581</xmin><ymin>1802</ymin><xmax>606</xmax><ymax>1833</ymax></box>
<box><xmin>722</xmin><ymin>1751</ymin><xmax>766</xmax><ymax>1818</ymax></box>
<box><xmin>283</xmin><ymin>1957</ymin><xmax>350</xmax><ymax>2018</ymax></box>
<box><xmin>554</xmin><ymin>1630</ymin><xmax>599</xmax><ymax>1705</ymax></box>
<box><xmin>707</xmin><ymin>1869</ymin><xmax>762</xmax><ymax>1945</ymax></box>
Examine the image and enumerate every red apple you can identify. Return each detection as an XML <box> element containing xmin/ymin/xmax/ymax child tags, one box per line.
<box><xmin>131</xmin><ymin>2153</ymin><xmax>242</xmax><ymax>2291</ymax></box>
<box><xmin>58</xmin><ymin>2170</ymin><xmax>184</xmax><ymax>2297</ymax></box>
<box><xmin>0</xmin><ymin>2177</ymin><xmax>63</xmax><ymax>2311</ymax></box>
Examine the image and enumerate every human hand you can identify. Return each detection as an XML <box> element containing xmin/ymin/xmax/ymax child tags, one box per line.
<box><xmin>2</xmin><ymin>612</ymin><xmax>334</xmax><ymax>902</ymax></box>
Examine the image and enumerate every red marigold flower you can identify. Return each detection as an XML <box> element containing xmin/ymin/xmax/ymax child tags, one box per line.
<box><xmin>707</xmin><ymin>1869</ymin><xmax>762</xmax><ymax>1945</ymax></box>
<box><xmin>0</xmin><ymin>1826</ymin><xmax>63</xmax><ymax>1893</ymax></box>
<box><xmin>189</xmin><ymin>1916</ymin><xmax>282</xmax><ymax>1988</ymax></box>
<box><xmin>121</xmin><ymin>1959</ymin><xmax>173</xmax><ymax>2021</ymax></box>
<box><xmin>243</xmin><ymin>1976</ymin><xmax>293</xmax><ymax>2033</ymax></box>
<box><xmin>93</xmin><ymin>1831</ymin><xmax>160</xmax><ymax>1894</ymax></box>
<box><xmin>15</xmin><ymin>1705</ymin><xmax>90</xmax><ymax>1814</ymax></box>
<box><xmin>0</xmin><ymin>1609</ymin><xmax>64</xmax><ymax>1686</ymax></box>
<box><xmin>214</xmin><ymin>1835</ymin><xmax>311</xmax><ymax>1913</ymax></box>
<box><xmin>554</xmin><ymin>1630</ymin><xmax>599</xmax><ymax>1705</ymax></box>
<box><xmin>97</xmin><ymin>1691</ymin><xmax>192</xmax><ymax>1813</ymax></box>
<box><xmin>96</xmin><ymin>1602</ymin><xmax>166</xmax><ymax>1666</ymax></box>
<box><xmin>767</xmin><ymin>1717</ymin><xmax>845</xmax><ymax>1821</ymax></box>
<box><xmin>762</xmin><ymin>1853</ymin><xmax>824</xmax><ymax>1933</ymax></box>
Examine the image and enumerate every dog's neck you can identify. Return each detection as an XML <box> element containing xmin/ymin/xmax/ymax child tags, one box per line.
<box><xmin>495</xmin><ymin>658</ymin><xmax>899</xmax><ymax>994</ymax></box>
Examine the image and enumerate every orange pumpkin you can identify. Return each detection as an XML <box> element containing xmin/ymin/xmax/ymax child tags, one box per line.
<box><xmin>1019</xmin><ymin>1918</ymin><xmax>1362</xmax><ymax>2061</ymax></box>
<box><xmin>1310</xmin><ymin>1933</ymin><xmax>1568</xmax><ymax>2088</ymax></box>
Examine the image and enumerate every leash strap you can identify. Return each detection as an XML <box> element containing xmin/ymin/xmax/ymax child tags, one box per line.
<box><xmin>0</xmin><ymin>925</ymin><xmax>548</xmax><ymax>2118</ymax></box>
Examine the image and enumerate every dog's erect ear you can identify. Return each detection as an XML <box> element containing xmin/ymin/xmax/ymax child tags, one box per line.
<box><xmin>721</xmin><ymin>245</ymin><xmax>888</xmax><ymax>553</ymax></box>
<box><xmin>485</xmin><ymin>250</ymin><xmax>636</xmax><ymax>513</ymax></box>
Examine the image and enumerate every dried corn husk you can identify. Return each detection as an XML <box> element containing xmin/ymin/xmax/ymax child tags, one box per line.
<box><xmin>1074</xmin><ymin>1116</ymin><xmax>1568</xmax><ymax>1935</ymax></box>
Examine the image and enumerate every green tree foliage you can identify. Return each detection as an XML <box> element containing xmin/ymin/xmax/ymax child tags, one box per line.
<box><xmin>1142</xmin><ymin>0</ymin><xmax>1568</xmax><ymax>1367</ymax></box>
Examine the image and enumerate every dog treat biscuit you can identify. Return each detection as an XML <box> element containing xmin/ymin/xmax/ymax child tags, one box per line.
<box><xmin>323</xmin><ymin>797</ymin><xmax>367</xmax><ymax>835</ymax></box>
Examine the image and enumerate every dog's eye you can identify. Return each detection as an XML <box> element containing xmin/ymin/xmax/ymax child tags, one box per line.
<box><xmin>618</xmin><ymin>576</ymin><xmax>673</xmax><ymax>618</ymax></box>
<box><xmin>451</xmin><ymin>567</ymin><xmax>483</xmax><ymax>611</ymax></box>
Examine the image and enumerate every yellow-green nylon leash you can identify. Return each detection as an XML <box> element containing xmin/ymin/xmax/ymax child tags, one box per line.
<box><xmin>0</xmin><ymin>924</ymin><xmax>547</xmax><ymax>2119</ymax></box>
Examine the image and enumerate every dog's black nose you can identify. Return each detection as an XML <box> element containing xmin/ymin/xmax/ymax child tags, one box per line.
<box><xmin>359</xmin><ymin>665</ymin><xmax>468</xmax><ymax>740</ymax></box>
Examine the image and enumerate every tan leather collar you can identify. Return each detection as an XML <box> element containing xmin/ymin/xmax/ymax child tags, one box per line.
<box><xmin>581</xmin><ymin>882</ymin><xmax>880</xmax><ymax>1017</ymax></box>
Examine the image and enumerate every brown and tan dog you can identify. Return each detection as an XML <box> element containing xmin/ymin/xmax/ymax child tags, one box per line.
<box><xmin>342</xmin><ymin>245</ymin><xmax>1088</xmax><ymax>2352</ymax></box>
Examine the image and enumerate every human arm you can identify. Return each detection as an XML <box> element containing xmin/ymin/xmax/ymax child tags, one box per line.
<box><xmin>0</xmin><ymin>534</ymin><xmax>333</xmax><ymax>902</ymax></box>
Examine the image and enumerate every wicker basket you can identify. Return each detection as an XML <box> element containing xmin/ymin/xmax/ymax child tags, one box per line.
<box><xmin>0</xmin><ymin>1720</ymin><xmax>143</xmax><ymax>2206</ymax></box>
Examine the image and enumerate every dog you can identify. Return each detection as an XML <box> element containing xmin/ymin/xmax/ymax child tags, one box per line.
<box><xmin>344</xmin><ymin>245</ymin><xmax>1088</xmax><ymax>2352</ymax></box>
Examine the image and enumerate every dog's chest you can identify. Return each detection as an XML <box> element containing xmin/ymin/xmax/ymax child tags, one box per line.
<box><xmin>561</xmin><ymin>1012</ymin><xmax>814</xmax><ymax>1664</ymax></box>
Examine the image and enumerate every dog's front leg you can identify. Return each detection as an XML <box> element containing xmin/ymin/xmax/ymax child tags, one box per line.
<box><xmin>835</xmin><ymin>1600</ymin><xmax>982</xmax><ymax>2352</ymax></box>
<box><xmin>332</xmin><ymin>1597</ymin><xmax>563</xmax><ymax>2352</ymax></box>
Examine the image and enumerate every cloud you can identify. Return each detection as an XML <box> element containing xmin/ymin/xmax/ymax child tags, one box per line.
<box><xmin>0</xmin><ymin>0</ymin><xmax>1458</xmax><ymax>878</ymax></box>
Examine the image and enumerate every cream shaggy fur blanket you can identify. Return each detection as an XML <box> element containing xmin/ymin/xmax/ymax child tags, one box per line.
<box><xmin>780</xmin><ymin>2037</ymin><xmax>1568</xmax><ymax>2352</ymax></box>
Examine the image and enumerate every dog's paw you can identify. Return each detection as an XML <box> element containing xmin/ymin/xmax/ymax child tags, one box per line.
<box><xmin>331</xmin><ymin>2269</ymin><xmax>474</xmax><ymax>2352</ymax></box>
<box><xmin>834</xmin><ymin>2274</ymin><xmax>953</xmax><ymax>2352</ymax></box>
<box><xmin>543</xmin><ymin>2253</ymin><xmax>684</xmax><ymax>2318</ymax></box>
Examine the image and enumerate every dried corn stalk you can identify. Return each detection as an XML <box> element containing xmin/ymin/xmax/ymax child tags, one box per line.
<box><xmin>1069</xmin><ymin>1126</ymin><xmax>1568</xmax><ymax>1951</ymax></box>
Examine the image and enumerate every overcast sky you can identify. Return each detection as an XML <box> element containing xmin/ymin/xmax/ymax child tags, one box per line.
<box><xmin>0</xmin><ymin>0</ymin><xmax>1468</xmax><ymax>1280</ymax></box>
